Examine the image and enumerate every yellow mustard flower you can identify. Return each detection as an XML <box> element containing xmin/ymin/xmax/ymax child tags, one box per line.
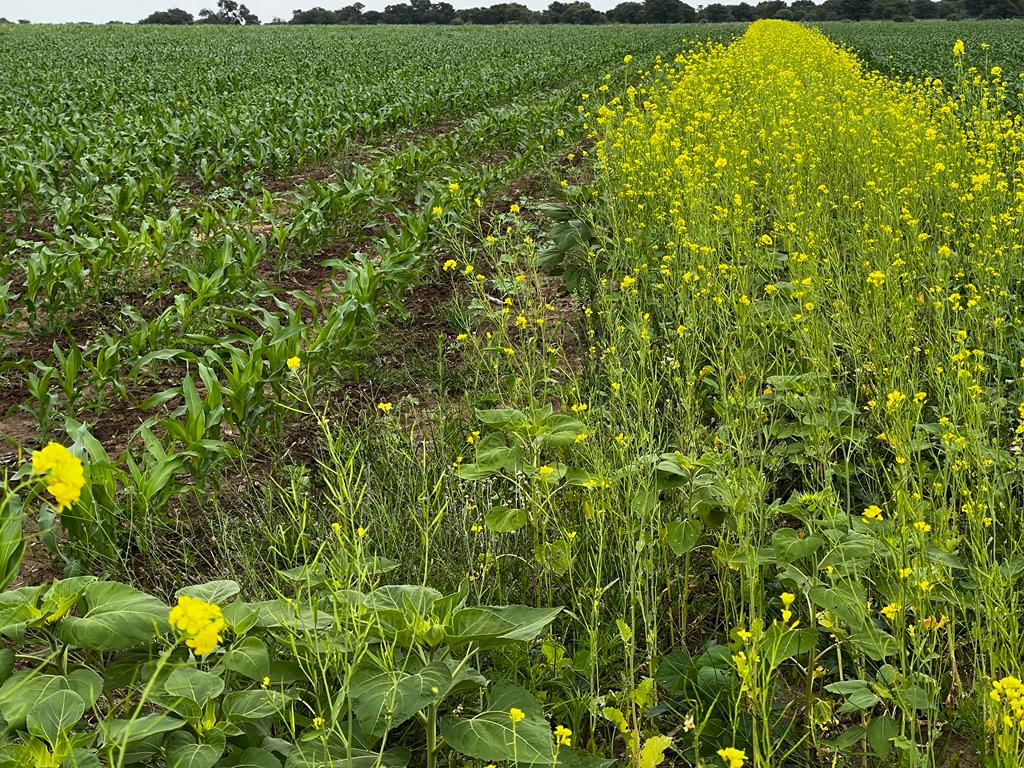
<box><xmin>31</xmin><ymin>442</ymin><xmax>86</xmax><ymax>511</ymax></box>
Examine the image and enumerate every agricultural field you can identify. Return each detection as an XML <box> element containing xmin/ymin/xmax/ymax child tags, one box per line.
<box><xmin>819</xmin><ymin>19</ymin><xmax>1024</xmax><ymax>109</ymax></box>
<box><xmin>1</xmin><ymin>16</ymin><xmax>1024</xmax><ymax>768</ymax></box>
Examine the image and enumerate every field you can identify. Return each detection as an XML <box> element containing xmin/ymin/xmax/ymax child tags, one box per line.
<box><xmin>1</xmin><ymin>17</ymin><xmax>1024</xmax><ymax>768</ymax></box>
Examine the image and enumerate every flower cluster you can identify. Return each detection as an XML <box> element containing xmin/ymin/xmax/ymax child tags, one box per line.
<box><xmin>169</xmin><ymin>595</ymin><xmax>226</xmax><ymax>656</ymax></box>
<box><xmin>31</xmin><ymin>442</ymin><xmax>86</xmax><ymax>511</ymax></box>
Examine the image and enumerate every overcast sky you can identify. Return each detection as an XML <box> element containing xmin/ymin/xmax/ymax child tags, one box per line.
<box><xmin>3</xmin><ymin>0</ymin><xmax>639</xmax><ymax>23</ymax></box>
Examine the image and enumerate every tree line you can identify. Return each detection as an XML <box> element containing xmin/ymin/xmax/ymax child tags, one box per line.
<box><xmin>139</xmin><ymin>0</ymin><xmax>1024</xmax><ymax>26</ymax></box>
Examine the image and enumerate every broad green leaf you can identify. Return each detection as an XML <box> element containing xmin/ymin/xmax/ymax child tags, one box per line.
<box><xmin>100</xmin><ymin>714</ymin><xmax>184</xmax><ymax>744</ymax></box>
<box><xmin>484</xmin><ymin>506</ymin><xmax>527</xmax><ymax>533</ymax></box>
<box><xmin>665</xmin><ymin>520</ymin><xmax>702</xmax><ymax>556</ymax></box>
<box><xmin>284</xmin><ymin>737</ymin><xmax>408</xmax><ymax>768</ymax></box>
<box><xmin>448</xmin><ymin>608</ymin><xmax>518</xmax><ymax>645</ymax></box>
<box><xmin>474</xmin><ymin>433</ymin><xmax>522</xmax><ymax>472</ymax></box>
<box><xmin>637</xmin><ymin>735</ymin><xmax>672</xmax><ymax>768</ymax></box>
<box><xmin>223</xmin><ymin>637</ymin><xmax>270</xmax><ymax>681</ymax></box>
<box><xmin>866</xmin><ymin>714</ymin><xmax>899</xmax><ymax>758</ymax></box>
<box><xmin>761</xmin><ymin>623</ymin><xmax>816</xmax><ymax>666</ymax></box>
<box><xmin>0</xmin><ymin>671</ymin><xmax>69</xmax><ymax>729</ymax></box>
<box><xmin>825</xmin><ymin>679</ymin><xmax>881</xmax><ymax>712</ymax></box>
<box><xmin>231</xmin><ymin>600</ymin><xmax>330</xmax><ymax>631</ymax></box>
<box><xmin>480</xmin><ymin>605</ymin><xmax>561</xmax><ymax>642</ymax></box>
<box><xmin>58</xmin><ymin>582</ymin><xmax>168</xmax><ymax>651</ymax></box>
<box><xmin>440</xmin><ymin>681</ymin><xmax>553</xmax><ymax>764</ymax></box>
<box><xmin>849</xmin><ymin>624</ymin><xmax>900</xmax><ymax>661</ymax></box>
<box><xmin>771</xmin><ymin>528</ymin><xmax>823</xmax><ymax>564</ymax></box>
<box><xmin>41</xmin><ymin>577</ymin><xmax>97</xmax><ymax>622</ymax></box>
<box><xmin>0</xmin><ymin>649</ymin><xmax>13</xmax><ymax>686</ymax></box>
<box><xmin>27</xmin><ymin>690</ymin><xmax>85</xmax><ymax>744</ymax></box>
<box><xmin>216</xmin><ymin>747</ymin><xmax>282</xmax><ymax>768</ymax></box>
<box><xmin>66</xmin><ymin>668</ymin><xmax>103</xmax><ymax>708</ymax></box>
<box><xmin>365</xmin><ymin>585</ymin><xmax>440</xmax><ymax>615</ymax></box>
<box><xmin>539</xmin><ymin>540</ymin><xmax>571</xmax><ymax>574</ymax></box>
<box><xmin>475</xmin><ymin>408</ymin><xmax>528</xmax><ymax>429</ymax></box>
<box><xmin>167</xmin><ymin>733</ymin><xmax>222</xmax><ymax>768</ymax></box>
<box><xmin>63</xmin><ymin>748</ymin><xmax>101</xmax><ymax>768</ymax></box>
<box><xmin>538</xmin><ymin>415</ymin><xmax>584</xmax><ymax>446</ymax></box>
<box><xmin>177</xmin><ymin>581</ymin><xmax>241</xmax><ymax>604</ymax></box>
<box><xmin>164</xmin><ymin>667</ymin><xmax>225</xmax><ymax>705</ymax></box>
<box><xmin>222</xmin><ymin>690</ymin><xmax>288</xmax><ymax>722</ymax></box>
<box><xmin>350</xmin><ymin>660</ymin><xmax>452</xmax><ymax>740</ymax></box>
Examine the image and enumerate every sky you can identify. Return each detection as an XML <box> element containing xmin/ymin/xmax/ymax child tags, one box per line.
<box><xmin>2</xmin><ymin>0</ymin><xmax>634</xmax><ymax>23</ymax></box>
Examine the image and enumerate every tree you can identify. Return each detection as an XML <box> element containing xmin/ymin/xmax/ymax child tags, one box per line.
<box><xmin>382</xmin><ymin>2</ymin><xmax>416</xmax><ymax>22</ymax></box>
<box><xmin>544</xmin><ymin>0</ymin><xmax>605</xmax><ymax>21</ymax></box>
<box><xmin>836</xmin><ymin>0</ymin><xmax>873</xmax><ymax>18</ymax></box>
<box><xmin>910</xmin><ymin>0</ymin><xmax>939</xmax><ymax>16</ymax></box>
<box><xmin>460</xmin><ymin>2</ymin><xmax>536</xmax><ymax>22</ymax></box>
<box><xmin>197</xmin><ymin>0</ymin><xmax>260</xmax><ymax>24</ymax></box>
<box><xmin>607</xmin><ymin>1</ymin><xmax>646</xmax><ymax>20</ymax></box>
<box><xmin>337</xmin><ymin>3</ymin><xmax>366</xmax><ymax>22</ymax></box>
<box><xmin>699</xmin><ymin>2</ymin><xmax>735</xmax><ymax>20</ymax></box>
<box><xmin>643</xmin><ymin>0</ymin><xmax>696</xmax><ymax>22</ymax></box>
<box><xmin>731</xmin><ymin>2</ymin><xmax>758</xmax><ymax>18</ymax></box>
<box><xmin>754</xmin><ymin>0</ymin><xmax>788</xmax><ymax>17</ymax></box>
<box><xmin>139</xmin><ymin>8</ymin><xmax>195</xmax><ymax>23</ymax></box>
<box><xmin>789</xmin><ymin>0</ymin><xmax>815</xmax><ymax>17</ymax></box>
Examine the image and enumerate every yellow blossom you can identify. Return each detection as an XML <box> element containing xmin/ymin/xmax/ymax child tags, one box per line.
<box><xmin>31</xmin><ymin>442</ymin><xmax>86</xmax><ymax>511</ymax></box>
<box><xmin>169</xmin><ymin>595</ymin><xmax>225</xmax><ymax>656</ymax></box>
<box><xmin>718</xmin><ymin>747</ymin><xmax>747</xmax><ymax>768</ymax></box>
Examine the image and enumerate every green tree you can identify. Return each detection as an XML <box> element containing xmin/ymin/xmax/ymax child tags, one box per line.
<box><xmin>700</xmin><ymin>3</ymin><xmax>735</xmax><ymax>20</ymax></box>
<box><xmin>139</xmin><ymin>8</ymin><xmax>195</xmax><ymax>23</ymax></box>
<box><xmin>607</xmin><ymin>1</ymin><xmax>646</xmax><ymax>20</ymax></box>
<box><xmin>643</xmin><ymin>0</ymin><xmax>696</xmax><ymax>22</ymax></box>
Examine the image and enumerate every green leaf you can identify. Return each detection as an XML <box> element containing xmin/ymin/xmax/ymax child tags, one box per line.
<box><xmin>167</xmin><ymin>732</ymin><xmax>222</xmax><ymax>768</ymax></box>
<box><xmin>448</xmin><ymin>608</ymin><xmax>517</xmax><ymax>646</ymax></box>
<box><xmin>481</xmin><ymin>605</ymin><xmax>561</xmax><ymax>642</ymax></box>
<box><xmin>484</xmin><ymin>506</ymin><xmax>527</xmax><ymax>533</ymax></box>
<box><xmin>637</xmin><ymin>735</ymin><xmax>673</xmax><ymax>768</ymax></box>
<box><xmin>475</xmin><ymin>408</ymin><xmax>528</xmax><ymax>429</ymax></box>
<box><xmin>538</xmin><ymin>415</ymin><xmax>584</xmax><ymax>446</ymax></box>
<box><xmin>866</xmin><ymin>714</ymin><xmax>900</xmax><ymax>759</ymax></box>
<box><xmin>100</xmin><ymin>714</ymin><xmax>184</xmax><ymax>744</ymax></box>
<box><xmin>0</xmin><ymin>671</ymin><xmax>69</xmax><ymax>729</ymax></box>
<box><xmin>216</xmin><ymin>747</ymin><xmax>282</xmax><ymax>767</ymax></box>
<box><xmin>771</xmin><ymin>528</ymin><xmax>823</xmax><ymax>564</ymax></box>
<box><xmin>350</xmin><ymin>660</ymin><xmax>452</xmax><ymax>740</ymax></box>
<box><xmin>365</xmin><ymin>585</ymin><xmax>441</xmax><ymax>615</ymax></box>
<box><xmin>283</xmin><ymin>738</ymin><xmax>407</xmax><ymax>768</ymax></box>
<box><xmin>440</xmin><ymin>681</ymin><xmax>553</xmax><ymax>764</ymax></box>
<box><xmin>63</xmin><ymin>748</ymin><xmax>101</xmax><ymax>768</ymax></box>
<box><xmin>0</xmin><ymin>649</ymin><xmax>13</xmax><ymax>686</ymax></box>
<box><xmin>665</xmin><ymin>520</ymin><xmax>702</xmax><ymax>556</ymax></box>
<box><xmin>177</xmin><ymin>581</ymin><xmax>241</xmax><ymax>604</ymax></box>
<box><xmin>58</xmin><ymin>582</ymin><xmax>168</xmax><ymax>651</ymax></box>
<box><xmin>761</xmin><ymin>623</ymin><xmax>816</xmax><ymax>666</ymax></box>
<box><xmin>223</xmin><ymin>637</ymin><xmax>270</xmax><ymax>681</ymax></box>
<box><xmin>164</xmin><ymin>667</ymin><xmax>225</xmax><ymax>705</ymax></box>
<box><xmin>825</xmin><ymin>679</ymin><xmax>880</xmax><ymax>712</ymax></box>
<box><xmin>849</xmin><ymin>624</ymin><xmax>900</xmax><ymax>661</ymax></box>
<box><xmin>66</xmin><ymin>668</ymin><xmax>103</xmax><ymax>708</ymax></box>
<box><xmin>27</xmin><ymin>690</ymin><xmax>85</xmax><ymax>744</ymax></box>
<box><xmin>222</xmin><ymin>690</ymin><xmax>288</xmax><ymax>722</ymax></box>
<box><xmin>538</xmin><ymin>540</ymin><xmax>571</xmax><ymax>574</ymax></box>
